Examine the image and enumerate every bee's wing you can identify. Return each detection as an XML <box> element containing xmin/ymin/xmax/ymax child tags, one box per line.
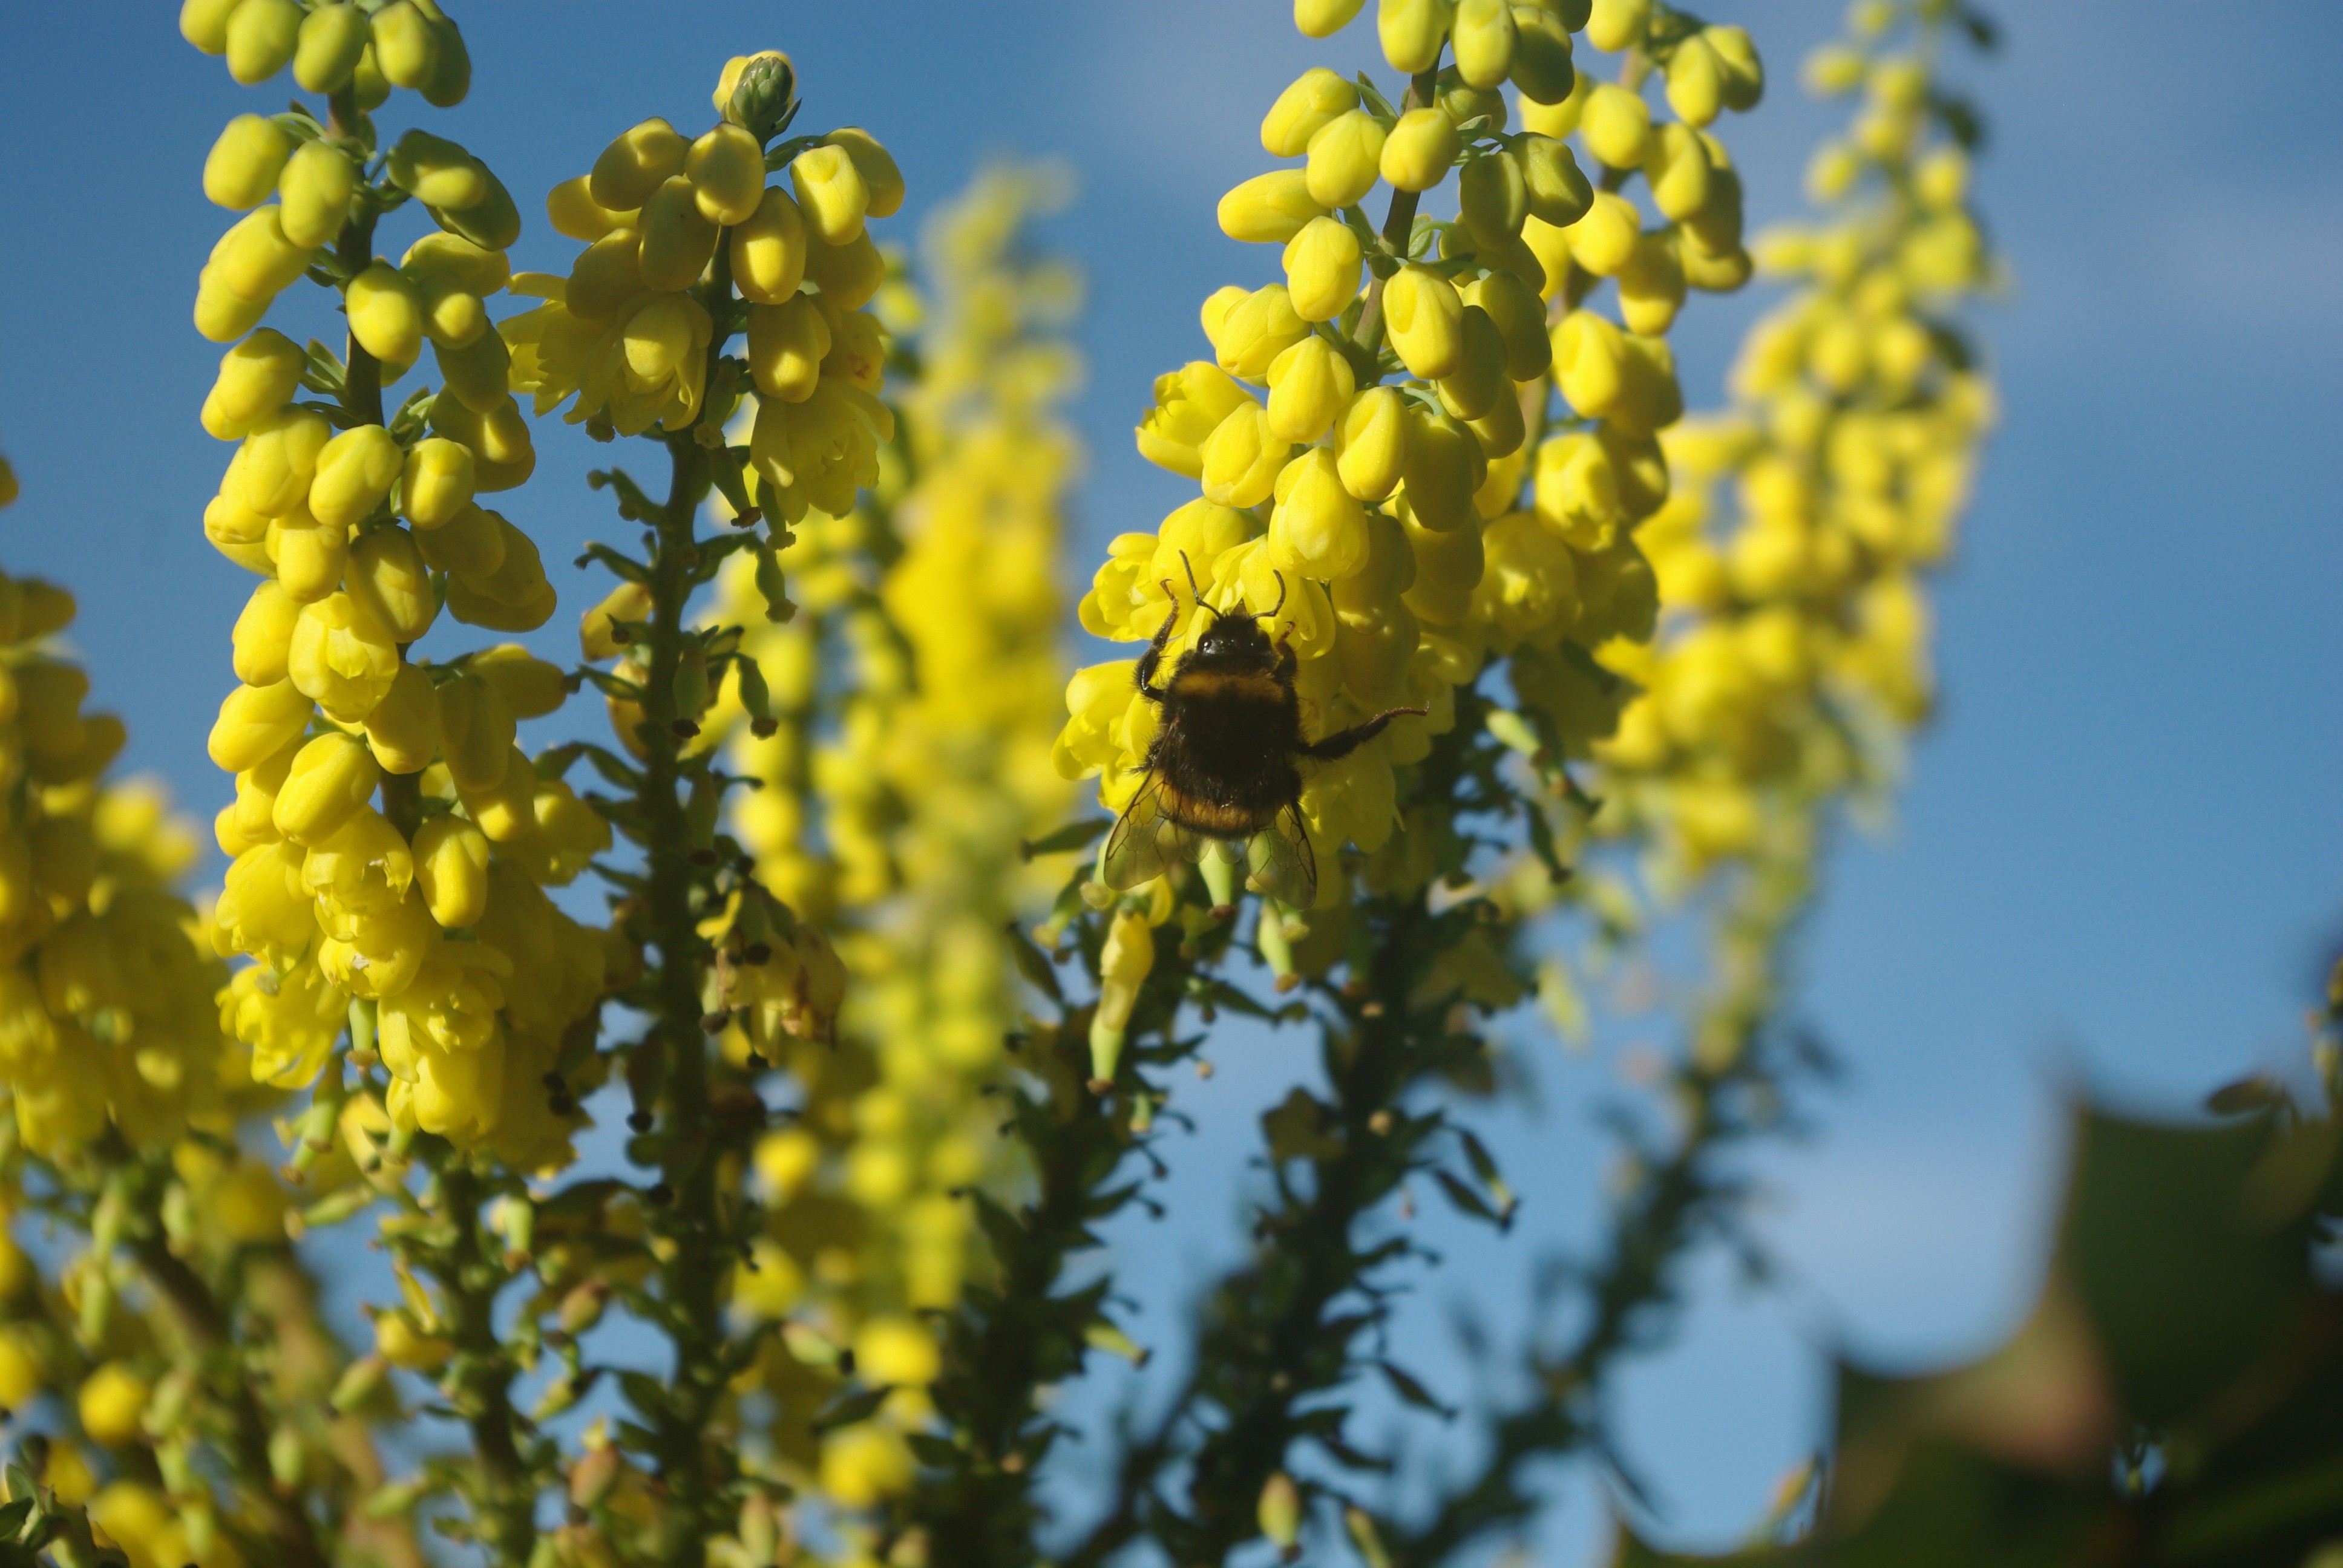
<box><xmin>1245</xmin><ymin>803</ymin><xmax>1317</xmax><ymax>909</ymax></box>
<box><xmin>1102</xmin><ymin>773</ymin><xmax>1199</xmax><ymax>890</ymax></box>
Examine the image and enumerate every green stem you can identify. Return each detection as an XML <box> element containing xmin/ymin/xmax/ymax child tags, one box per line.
<box><xmin>1351</xmin><ymin>68</ymin><xmax>1441</xmax><ymax>362</ymax></box>
<box><xmin>424</xmin><ymin>1158</ymin><xmax>536</xmax><ymax>1566</ymax></box>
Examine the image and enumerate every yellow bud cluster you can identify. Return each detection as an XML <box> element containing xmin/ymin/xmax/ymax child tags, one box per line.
<box><xmin>182</xmin><ymin>0</ymin><xmax>471</xmax><ymax>106</ymax></box>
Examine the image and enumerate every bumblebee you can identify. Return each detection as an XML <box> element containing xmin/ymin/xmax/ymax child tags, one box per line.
<box><xmin>1103</xmin><ymin>558</ymin><xmax>1425</xmax><ymax>907</ymax></box>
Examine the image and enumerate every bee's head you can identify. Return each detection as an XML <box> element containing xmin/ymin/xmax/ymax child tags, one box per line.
<box><xmin>1191</xmin><ymin>604</ymin><xmax>1273</xmax><ymax>667</ymax></box>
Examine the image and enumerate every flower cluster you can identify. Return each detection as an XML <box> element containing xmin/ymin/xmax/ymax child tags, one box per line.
<box><xmin>189</xmin><ymin>3</ymin><xmax>609</xmax><ymax>1166</ymax></box>
<box><xmin>1063</xmin><ymin>0</ymin><xmax>1764</xmax><ymax>935</ymax></box>
<box><xmin>713</xmin><ymin>166</ymin><xmax>1081</xmax><ymax>1516</ymax></box>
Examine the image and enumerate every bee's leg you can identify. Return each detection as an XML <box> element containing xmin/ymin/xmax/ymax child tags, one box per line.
<box><xmin>1299</xmin><ymin>705</ymin><xmax>1430</xmax><ymax>761</ymax></box>
<box><xmin>1134</xmin><ymin>586</ymin><xmax>1181</xmax><ymax>702</ymax></box>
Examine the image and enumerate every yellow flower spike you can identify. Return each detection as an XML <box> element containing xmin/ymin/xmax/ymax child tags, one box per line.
<box><xmin>823</xmin><ymin>129</ymin><xmax>904</xmax><ymax>218</ymax></box>
<box><xmin>224</xmin><ymin>0</ymin><xmax>303</xmax><ymax>83</ymax></box>
<box><xmin>1263</xmin><ymin>68</ymin><xmax>1360</xmax><ymax>158</ymax></box>
<box><xmin>364</xmin><ymin>663</ymin><xmax>441</xmax><ymax>775</ymax></box>
<box><xmin>790</xmin><ymin>145</ymin><xmax>870</xmax><ymax>247</ymax></box>
<box><xmin>1304</xmin><ymin>111</ymin><xmax>1386</xmax><ymax>210</ymax></box>
<box><xmin>1219</xmin><ymin>171</ymin><xmax>1328</xmax><ymax>246</ymax></box>
<box><xmin>1435</xmin><ymin>305</ymin><xmax>1508</xmax><ymax>420</ymax></box>
<box><xmin>1464</xmin><ymin>270</ymin><xmax>1550</xmax><ymax>380</ymax></box>
<box><xmin>687</xmin><ymin>124</ymin><xmax>766</xmax><ymax>227</ymax></box>
<box><xmin>203</xmin><ymin>114</ymin><xmax>293</xmax><ymax>210</ymax></box>
<box><xmin>1584</xmin><ymin>0</ymin><xmax>1649</xmax><ymax>51</ymax></box>
<box><xmin>546</xmin><ymin>175</ymin><xmax>632</xmax><ymax>243</ymax></box>
<box><xmin>1379</xmin><ymin>108</ymin><xmax>1461</xmax><ymax>193</ymax></box>
<box><xmin>267</xmin><ymin>508</ymin><xmax>348</xmax><ymax>601</ymax></box>
<box><xmin>280</xmin><ymin>140</ymin><xmax>358</xmax><ymax>250</ymax></box>
<box><xmin>1199</xmin><ymin>404</ymin><xmax>1291</xmax><ymax>509</ymax></box>
<box><xmin>746</xmin><ymin>295</ymin><xmax>832</xmax><ymax>403</ymax></box>
<box><xmin>1335</xmin><ymin>385</ymin><xmax>1410</xmax><ymax>502</ymax></box>
<box><xmin>1382</xmin><ymin>264</ymin><xmax>1464</xmax><ymax>379</ymax></box>
<box><xmin>347</xmin><ymin>261</ymin><xmax>425</xmax><ymax>370</ymax></box>
<box><xmin>1452</xmin><ymin>0</ymin><xmax>1518</xmax><ymax>88</ymax></box>
<box><xmin>1211</xmin><ymin>284</ymin><xmax>1312</xmax><ymax>381</ymax></box>
<box><xmin>1619</xmin><ymin>230</ymin><xmax>1687</xmax><ymax>335</ymax></box>
<box><xmin>1265</xmin><ymin>335</ymin><xmax>1355</xmax><ymax>444</ymax></box>
<box><xmin>204</xmin><ymin>328</ymin><xmax>305</xmax><ymax>437</ymax></box>
<box><xmin>228</xmin><ymin>407</ymin><xmax>333</xmax><ymax>517</ymax></box>
<box><xmin>231</xmin><ymin>581</ymin><xmax>303</xmax><ymax>687</ymax></box>
<box><xmin>1267</xmin><ymin>448</ymin><xmax>1369</xmax><ymax>580</ymax></box>
<box><xmin>292</xmin><ymin>2</ymin><xmax>370</xmax><ymax>93</ymax></box>
<box><xmin>1397</xmin><ymin>501</ymin><xmax>1483</xmax><ymax>626</ymax></box>
<box><xmin>272</xmin><ymin>732</ymin><xmax>381</xmax><ymax>847</ymax></box>
<box><xmin>1401</xmin><ymin>405</ymin><xmax>1485</xmax><ymax>531</ymax></box>
<box><xmin>347</xmin><ymin>528</ymin><xmax>437</xmax><ymax>644</ymax></box>
<box><xmin>591</xmin><ymin>117</ymin><xmax>690</xmax><ymax>212</ymax></box>
<box><xmin>562</xmin><ymin>229</ymin><xmax>646</xmax><ymax>321</ymax></box>
<box><xmin>1136</xmin><ymin>362</ymin><xmax>1254</xmax><ymax>477</ymax></box>
<box><xmin>307</xmin><ymin>425</ymin><xmax>404</xmax><ymax>531</ymax></box>
<box><xmin>211</xmin><ymin>206</ymin><xmax>315</xmax><ymax>302</ymax></box>
<box><xmin>1297</xmin><ymin>0</ymin><xmax>1369</xmax><ymax>35</ymax></box>
<box><xmin>1579</xmin><ymin>83</ymin><xmax>1653</xmax><ymax>170</ymax></box>
<box><xmin>287</xmin><ymin>592</ymin><xmax>402</xmax><ymax>723</ymax></box>
<box><xmin>730</xmin><ymin>188</ymin><xmax>810</xmax><ymax>304</ymax></box>
<box><xmin>640</xmin><ymin>174</ymin><xmax>721</xmax><ymax>292</ymax></box>
<box><xmin>1513</xmin><ymin>132</ymin><xmax>1593</xmax><ymax>228</ymax></box>
<box><xmin>1458</xmin><ymin>148</ymin><xmax>1529</xmax><ymax>247</ymax></box>
<box><xmin>1379</xmin><ymin>0</ymin><xmax>1455</xmax><ymax>73</ymax></box>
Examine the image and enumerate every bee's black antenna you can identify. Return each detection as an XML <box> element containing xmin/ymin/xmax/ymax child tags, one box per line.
<box><xmin>1179</xmin><ymin>550</ymin><xmax>1205</xmax><ymax>608</ymax></box>
<box><xmin>1268</xmin><ymin>570</ymin><xmax>1288</xmax><ymax>619</ymax></box>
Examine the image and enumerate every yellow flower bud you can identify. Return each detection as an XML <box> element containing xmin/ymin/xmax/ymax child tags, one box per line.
<box><xmin>1552</xmin><ymin>309</ymin><xmax>1625</xmax><ymax>417</ymax></box>
<box><xmin>1533</xmin><ymin>430</ymin><xmax>1619</xmax><ymax>548</ymax></box>
<box><xmin>194</xmin><ymin>264</ymin><xmax>267</xmax><ymax>343</ymax></box>
<box><xmin>225</xmin><ymin>0</ymin><xmax>302</xmax><ymax>83</ymax></box>
<box><xmin>364</xmin><ymin>662</ymin><xmax>439</xmax><ymax>774</ymax></box>
<box><xmin>206</xmin><ymin>328</ymin><xmax>305</xmax><ymax>436</ymax></box>
<box><xmin>229</xmin><ymin>407</ymin><xmax>332</xmax><ymax>517</ymax></box>
<box><xmin>278</xmin><ymin>140</ymin><xmax>357</xmax><ymax>249</ymax></box>
<box><xmin>433</xmin><ymin>324</ymin><xmax>510</xmax><ymax>413</ymax></box>
<box><xmin>308</xmin><ymin>424</ymin><xmax>402</xmax><ymax>531</ymax></box>
<box><xmin>1199</xmin><ymin>405</ymin><xmax>1291</xmax><ymax>509</ymax></box>
<box><xmin>274</xmin><ymin>732</ymin><xmax>380</xmax><ymax>846</ymax></box>
<box><xmin>1089</xmin><ymin>906</ymin><xmax>1156</xmax><ymax>1079</ymax></box>
<box><xmin>436</xmin><ymin>674</ymin><xmax>514</xmax><ymax>792</ymax></box>
<box><xmin>1211</xmin><ymin>284</ymin><xmax>1311</xmax><ymax>381</ymax></box>
<box><xmin>1335</xmin><ymin>385</ymin><xmax>1409</xmax><ymax>502</ymax></box>
<box><xmin>1666</xmin><ymin>33</ymin><xmax>1725</xmax><ymax>126</ymax></box>
<box><xmin>1579</xmin><ymin>83</ymin><xmax>1651</xmax><ymax>169</ymax></box>
<box><xmin>1436</xmin><ymin>304</ymin><xmax>1508</xmax><ymax>420</ymax></box>
<box><xmin>639</xmin><ymin>174</ymin><xmax>719</xmax><ymax>293</ymax></box>
<box><xmin>1643</xmin><ymin>123</ymin><xmax>1714</xmax><ymax>222</ymax></box>
<box><xmin>580</xmin><ymin>581</ymin><xmax>651</xmax><ymax>662</ymax></box>
<box><xmin>804</xmin><ymin>229</ymin><xmax>884</xmax><ymax>310</ymax></box>
<box><xmin>730</xmin><ymin>187</ymin><xmax>809</xmax><ymax>305</ymax></box>
<box><xmin>790</xmin><ymin>145</ymin><xmax>869</xmax><ymax>247</ymax></box>
<box><xmin>347</xmin><ymin>526</ymin><xmax>436</xmax><ymax>644</ymax></box>
<box><xmin>822</xmin><ymin>1425</ymin><xmax>915</xmax><ymax>1511</ymax></box>
<box><xmin>1513</xmin><ymin>132</ymin><xmax>1592</xmax><ymax>227</ymax></box>
<box><xmin>1560</xmin><ymin>189</ymin><xmax>1639</xmax><ymax>275</ymax></box>
<box><xmin>212</xmin><ymin>206</ymin><xmax>313</xmax><ymax>301</ymax></box>
<box><xmin>1584</xmin><ymin>0</ymin><xmax>1650</xmax><ymax>52</ymax></box>
<box><xmin>412</xmin><ymin>503</ymin><xmax>502</xmax><ymax>585</ymax></box>
<box><xmin>1304</xmin><ymin>112</ymin><xmax>1385</xmax><ymax>211</ymax></box>
<box><xmin>348</xmin><ymin>261</ymin><xmax>424</xmax><ymax>369</ymax></box>
<box><xmin>292</xmin><ymin>2</ymin><xmax>369</xmax><ymax>92</ymax></box>
<box><xmin>1522</xmin><ymin>64</ymin><xmax>1594</xmax><ymax>138</ymax></box>
<box><xmin>387</xmin><ymin>128</ymin><xmax>488</xmax><ymax>211</ymax></box>
<box><xmin>563</xmin><ymin>228</ymin><xmax>643</xmax><ymax>322</ymax></box>
<box><xmin>472</xmin><ymin>644</ymin><xmax>567</xmax><ymax>720</ymax></box>
<box><xmin>181</xmin><ymin>0</ymin><xmax>240</xmax><ymax>53</ymax></box>
<box><xmin>747</xmin><ymin>295</ymin><xmax>831</xmax><ymax>403</ymax></box>
<box><xmin>1511</xmin><ymin>5</ymin><xmax>1578</xmax><ymax>103</ymax></box>
<box><xmin>1464</xmin><ymin>270</ymin><xmax>1548</xmax><ymax>381</ymax></box>
<box><xmin>289</xmin><ymin>592</ymin><xmax>401</xmax><ymax>723</ymax></box>
<box><xmin>78</xmin><ymin>1363</ymin><xmax>149</xmax><ymax>1448</ymax></box>
<box><xmin>400</xmin><ymin>437</ymin><xmax>474</xmax><ymax>531</ymax></box>
<box><xmin>431</xmin><ymin>395</ymin><xmax>535</xmax><ymax>492</ymax></box>
<box><xmin>1262</xmin><ymin>68</ymin><xmax>1360</xmax><ymax>158</ymax></box>
<box><xmin>1221</xmin><ymin>170</ymin><xmax>1327</xmax><ymax>248</ymax></box>
<box><xmin>1618</xmin><ymin>230</ymin><xmax>1686</xmax><ymax>335</ymax></box>
<box><xmin>1296</xmin><ymin>0</ymin><xmax>1369</xmax><ymax>33</ymax></box>
<box><xmin>1459</xmin><ymin>148</ymin><xmax>1529</xmax><ymax>247</ymax></box>
<box><xmin>1265</xmin><ymin>335</ymin><xmax>1355</xmax><ymax>444</ymax></box>
<box><xmin>1398</xmin><ymin>503</ymin><xmax>1484</xmax><ymax>626</ymax></box>
<box><xmin>1135</xmin><ymin>362</ymin><xmax>1254</xmax><ymax>477</ymax></box>
<box><xmin>1473</xmin><ymin>509</ymin><xmax>1578</xmax><ymax>648</ymax></box>
<box><xmin>203</xmin><ymin>114</ymin><xmax>293</xmax><ymax>209</ymax></box>
<box><xmin>686</xmin><ymin>124</ymin><xmax>765</xmax><ymax>227</ymax></box>
<box><xmin>1379</xmin><ymin>108</ymin><xmax>1461</xmax><ymax>193</ymax></box>
<box><xmin>1452</xmin><ymin>0</ymin><xmax>1517</xmax><ymax>87</ymax></box>
<box><xmin>1383</xmin><ymin>264</ymin><xmax>1464</xmax><ymax>379</ymax></box>
<box><xmin>413</xmin><ymin>814</ymin><xmax>491</xmax><ymax>928</ymax></box>
<box><xmin>547</xmin><ymin>176</ymin><xmax>631</xmax><ymax>243</ymax></box>
<box><xmin>1281</xmin><ymin>218</ymin><xmax>1363</xmax><ymax>327</ymax></box>
<box><xmin>1268</xmin><ymin>448</ymin><xmax>1369</xmax><ymax>580</ymax></box>
<box><xmin>232</xmin><ymin>579</ymin><xmax>302</xmax><ymax>687</ymax></box>
<box><xmin>370</xmin><ymin>0</ymin><xmax>438</xmax><ymax>87</ymax></box>
<box><xmin>1379</xmin><ymin>0</ymin><xmax>1455</xmax><ymax>74</ymax></box>
<box><xmin>444</xmin><ymin>517</ymin><xmax>555</xmax><ymax>634</ymax></box>
<box><xmin>825</xmin><ymin>128</ymin><xmax>904</xmax><ymax>218</ymax></box>
<box><xmin>591</xmin><ymin>118</ymin><xmax>688</xmax><ymax>212</ymax></box>
<box><xmin>1403</xmin><ymin>406</ymin><xmax>1485</xmax><ymax>531</ymax></box>
<box><xmin>268</xmin><ymin>508</ymin><xmax>347</xmax><ymax>602</ymax></box>
<box><xmin>458</xmin><ymin>744</ymin><xmax>536</xmax><ymax>843</ymax></box>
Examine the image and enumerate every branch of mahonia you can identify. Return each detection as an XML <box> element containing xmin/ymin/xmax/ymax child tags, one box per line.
<box><xmin>1350</xmin><ymin>70</ymin><xmax>1439</xmax><ymax>363</ymax></box>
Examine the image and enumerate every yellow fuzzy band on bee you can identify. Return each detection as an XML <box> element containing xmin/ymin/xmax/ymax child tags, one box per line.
<box><xmin>1168</xmin><ymin>669</ymin><xmax>1285</xmax><ymax>704</ymax></box>
<box><xmin>1156</xmin><ymin>781</ymin><xmax>1272</xmax><ymax>838</ymax></box>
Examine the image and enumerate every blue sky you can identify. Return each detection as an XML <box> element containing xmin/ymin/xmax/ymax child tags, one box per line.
<box><xmin>2</xmin><ymin>2</ymin><xmax>2340</xmax><ymax>1560</ymax></box>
